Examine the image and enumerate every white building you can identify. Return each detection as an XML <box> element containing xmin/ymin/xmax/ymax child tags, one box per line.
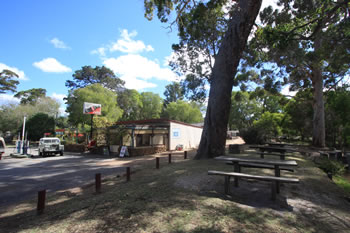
<box><xmin>110</xmin><ymin>119</ymin><xmax>203</xmax><ymax>151</ymax></box>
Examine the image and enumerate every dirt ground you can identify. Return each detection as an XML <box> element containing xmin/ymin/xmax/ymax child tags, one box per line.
<box><xmin>1</xmin><ymin>137</ymin><xmax>350</xmax><ymax>232</ymax></box>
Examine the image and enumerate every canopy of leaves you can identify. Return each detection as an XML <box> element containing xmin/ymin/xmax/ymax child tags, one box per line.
<box><xmin>0</xmin><ymin>69</ymin><xmax>19</xmax><ymax>93</ymax></box>
<box><xmin>66</xmin><ymin>66</ymin><xmax>125</xmax><ymax>91</ymax></box>
<box><xmin>162</xmin><ymin>100</ymin><xmax>203</xmax><ymax>123</ymax></box>
<box><xmin>65</xmin><ymin>84</ymin><xmax>123</xmax><ymax>127</ymax></box>
<box><xmin>139</xmin><ymin>92</ymin><xmax>163</xmax><ymax>119</ymax></box>
<box><xmin>248</xmin><ymin>0</ymin><xmax>350</xmax><ymax>91</ymax></box>
<box><xmin>25</xmin><ymin>113</ymin><xmax>55</xmax><ymax>141</ymax></box>
<box><xmin>163</xmin><ymin>82</ymin><xmax>184</xmax><ymax>106</ymax></box>
<box><xmin>14</xmin><ymin>88</ymin><xmax>46</xmax><ymax>105</ymax></box>
<box><xmin>117</xmin><ymin>89</ymin><xmax>143</xmax><ymax>121</ymax></box>
<box><xmin>0</xmin><ymin>97</ymin><xmax>60</xmax><ymax>135</ymax></box>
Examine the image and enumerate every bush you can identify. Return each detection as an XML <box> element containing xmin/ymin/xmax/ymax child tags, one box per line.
<box><xmin>240</xmin><ymin>127</ymin><xmax>265</xmax><ymax>144</ymax></box>
<box><xmin>317</xmin><ymin>158</ymin><xmax>346</xmax><ymax>175</ymax></box>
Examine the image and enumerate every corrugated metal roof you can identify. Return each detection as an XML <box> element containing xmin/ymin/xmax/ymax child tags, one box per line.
<box><xmin>114</xmin><ymin>118</ymin><xmax>203</xmax><ymax>129</ymax></box>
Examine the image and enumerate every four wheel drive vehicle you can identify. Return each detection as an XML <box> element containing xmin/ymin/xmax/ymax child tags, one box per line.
<box><xmin>0</xmin><ymin>137</ymin><xmax>5</xmax><ymax>159</ymax></box>
<box><xmin>38</xmin><ymin>137</ymin><xmax>64</xmax><ymax>157</ymax></box>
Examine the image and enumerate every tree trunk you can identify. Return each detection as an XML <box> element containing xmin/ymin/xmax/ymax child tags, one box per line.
<box><xmin>311</xmin><ymin>34</ymin><xmax>326</xmax><ymax>148</ymax></box>
<box><xmin>195</xmin><ymin>0</ymin><xmax>262</xmax><ymax>159</ymax></box>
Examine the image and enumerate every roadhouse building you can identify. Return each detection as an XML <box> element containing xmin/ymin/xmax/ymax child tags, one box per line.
<box><xmin>110</xmin><ymin>119</ymin><xmax>203</xmax><ymax>152</ymax></box>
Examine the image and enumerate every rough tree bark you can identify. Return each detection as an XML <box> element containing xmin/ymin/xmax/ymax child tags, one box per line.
<box><xmin>311</xmin><ymin>34</ymin><xmax>326</xmax><ymax>148</ymax></box>
<box><xmin>195</xmin><ymin>0</ymin><xmax>262</xmax><ymax>159</ymax></box>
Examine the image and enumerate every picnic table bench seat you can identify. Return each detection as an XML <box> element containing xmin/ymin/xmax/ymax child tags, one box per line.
<box><xmin>225</xmin><ymin>162</ymin><xmax>294</xmax><ymax>172</ymax></box>
<box><xmin>208</xmin><ymin>170</ymin><xmax>299</xmax><ymax>200</ymax></box>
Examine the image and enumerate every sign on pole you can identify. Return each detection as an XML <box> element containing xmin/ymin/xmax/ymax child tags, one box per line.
<box><xmin>83</xmin><ymin>102</ymin><xmax>101</xmax><ymax>115</ymax></box>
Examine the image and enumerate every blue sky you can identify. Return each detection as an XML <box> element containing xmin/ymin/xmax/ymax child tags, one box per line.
<box><xmin>1</xmin><ymin>0</ymin><xmax>288</xmax><ymax>114</ymax></box>
<box><xmin>0</xmin><ymin>0</ymin><xmax>180</xmax><ymax>112</ymax></box>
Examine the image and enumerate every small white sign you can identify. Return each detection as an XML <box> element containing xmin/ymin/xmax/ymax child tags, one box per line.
<box><xmin>119</xmin><ymin>146</ymin><xmax>127</xmax><ymax>157</ymax></box>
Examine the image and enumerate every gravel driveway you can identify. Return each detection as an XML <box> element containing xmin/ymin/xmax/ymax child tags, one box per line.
<box><xmin>0</xmin><ymin>148</ymin><xmax>125</xmax><ymax>207</ymax></box>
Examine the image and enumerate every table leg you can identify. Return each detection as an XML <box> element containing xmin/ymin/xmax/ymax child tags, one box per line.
<box><xmin>234</xmin><ymin>162</ymin><xmax>239</xmax><ymax>187</ymax></box>
<box><xmin>260</xmin><ymin>149</ymin><xmax>264</xmax><ymax>159</ymax></box>
<box><xmin>274</xmin><ymin>165</ymin><xmax>280</xmax><ymax>194</ymax></box>
<box><xmin>225</xmin><ymin>176</ymin><xmax>230</xmax><ymax>194</ymax></box>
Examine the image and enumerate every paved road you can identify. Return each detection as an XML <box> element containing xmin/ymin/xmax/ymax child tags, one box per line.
<box><xmin>0</xmin><ymin>148</ymin><xmax>124</xmax><ymax>207</ymax></box>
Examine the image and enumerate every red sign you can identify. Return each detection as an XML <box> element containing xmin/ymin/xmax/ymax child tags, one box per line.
<box><xmin>83</xmin><ymin>102</ymin><xmax>101</xmax><ymax>115</ymax></box>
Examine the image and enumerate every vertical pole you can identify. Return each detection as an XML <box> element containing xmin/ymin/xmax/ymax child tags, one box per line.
<box><xmin>90</xmin><ymin>114</ymin><xmax>94</xmax><ymax>141</ymax></box>
<box><xmin>21</xmin><ymin>116</ymin><xmax>26</xmax><ymax>154</ymax></box>
<box><xmin>168</xmin><ymin>153</ymin><xmax>171</xmax><ymax>164</ymax></box>
<box><xmin>37</xmin><ymin>190</ymin><xmax>46</xmax><ymax>215</ymax></box>
<box><xmin>95</xmin><ymin>173</ymin><xmax>101</xmax><ymax>193</ymax></box>
<box><xmin>156</xmin><ymin>157</ymin><xmax>160</xmax><ymax>169</ymax></box>
<box><xmin>184</xmin><ymin>151</ymin><xmax>187</xmax><ymax>159</ymax></box>
<box><xmin>126</xmin><ymin>167</ymin><xmax>130</xmax><ymax>182</ymax></box>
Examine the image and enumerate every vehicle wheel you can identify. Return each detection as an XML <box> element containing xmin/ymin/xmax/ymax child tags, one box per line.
<box><xmin>43</xmin><ymin>152</ymin><xmax>46</xmax><ymax>157</ymax></box>
<box><xmin>60</xmin><ymin>151</ymin><xmax>63</xmax><ymax>156</ymax></box>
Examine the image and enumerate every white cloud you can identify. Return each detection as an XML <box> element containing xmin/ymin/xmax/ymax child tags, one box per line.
<box><xmin>33</xmin><ymin>58</ymin><xmax>72</xmax><ymax>73</ymax></box>
<box><xmin>50</xmin><ymin>38</ymin><xmax>70</xmax><ymax>50</ymax></box>
<box><xmin>110</xmin><ymin>29</ymin><xmax>154</xmax><ymax>54</ymax></box>
<box><xmin>0</xmin><ymin>94</ymin><xmax>20</xmax><ymax>105</ymax></box>
<box><xmin>281</xmin><ymin>85</ymin><xmax>297</xmax><ymax>97</ymax></box>
<box><xmin>51</xmin><ymin>93</ymin><xmax>67</xmax><ymax>103</ymax></box>
<box><xmin>103</xmin><ymin>54</ymin><xmax>178</xmax><ymax>90</ymax></box>
<box><xmin>91</xmin><ymin>47</ymin><xmax>106</xmax><ymax>57</ymax></box>
<box><xmin>0</xmin><ymin>63</ymin><xmax>28</xmax><ymax>80</ymax></box>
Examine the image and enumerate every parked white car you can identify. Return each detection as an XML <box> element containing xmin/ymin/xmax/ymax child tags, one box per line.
<box><xmin>38</xmin><ymin>137</ymin><xmax>64</xmax><ymax>156</ymax></box>
<box><xmin>0</xmin><ymin>137</ymin><xmax>5</xmax><ymax>158</ymax></box>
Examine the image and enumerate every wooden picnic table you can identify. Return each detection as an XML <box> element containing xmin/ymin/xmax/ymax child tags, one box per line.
<box><xmin>215</xmin><ymin>155</ymin><xmax>298</xmax><ymax>193</ymax></box>
<box><xmin>250</xmin><ymin>145</ymin><xmax>297</xmax><ymax>160</ymax></box>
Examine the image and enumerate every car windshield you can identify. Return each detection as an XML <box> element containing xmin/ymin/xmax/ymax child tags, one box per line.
<box><xmin>43</xmin><ymin>139</ymin><xmax>59</xmax><ymax>144</ymax></box>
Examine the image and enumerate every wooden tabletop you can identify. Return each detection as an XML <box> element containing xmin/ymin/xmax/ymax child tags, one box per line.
<box><xmin>250</xmin><ymin>145</ymin><xmax>297</xmax><ymax>152</ymax></box>
<box><xmin>215</xmin><ymin>156</ymin><xmax>298</xmax><ymax>166</ymax></box>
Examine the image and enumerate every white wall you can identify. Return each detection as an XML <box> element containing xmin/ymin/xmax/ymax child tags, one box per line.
<box><xmin>169</xmin><ymin>122</ymin><xmax>203</xmax><ymax>150</ymax></box>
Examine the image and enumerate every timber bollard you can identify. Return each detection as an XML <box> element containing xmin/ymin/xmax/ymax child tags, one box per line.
<box><xmin>168</xmin><ymin>153</ymin><xmax>172</xmax><ymax>164</ymax></box>
<box><xmin>126</xmin><ymin>167</ymin><xmax>130</xmax><ymax>181</ymax></box>
<box><xmin>95</xmin><ymin>173</ymin><xmax>101</xmax><ymax>193</ymax></box>
<box><xmin>37</xmin><ymin>190</ymin><xmax>46</xmax><ymax>215</ymax></box>
<box><xmin>156</xmin><ymin>157</ymin><xmax>160</xmax><ymax>169</ymax></box>
<box><xmin>184</xmin><ymin>151</ymin><xmax>187</xmax><ymax>159</ymax></box>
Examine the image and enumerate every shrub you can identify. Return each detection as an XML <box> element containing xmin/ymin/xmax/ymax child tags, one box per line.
<box><xmin>240</xmin><ymin>127</ymin><xmax>265</xmax><ymax>144</ymax></box>
<box><xmin>317</xmin><ymin>158</ymin><xmax>346</xmax><ymax>175</ymax></box>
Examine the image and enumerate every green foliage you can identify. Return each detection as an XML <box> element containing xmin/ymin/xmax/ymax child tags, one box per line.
<box><xmin>25</xmin><ymin>113</ymin><xmax>55</xmax><ymax>141</ymax></box>
<box><xmin>14</xmin><ymin>88</ymin><xmax>46</xmax><ymax>105</ymax></box>
<box><xmin>229</xmin><ymin>91</ymin><xmax>262</xmax><ymax>130</ymax></box>
<box><xmin>0</xmin><ymin>97</ymin><xmax>60</xmax><ymax>135</ymax></box>
<box><xmin>117</xmin><ymin>89</ymin><xmax>143</xmax><ymax>121</ymax></box>
<box><xmin>283</xmin><ymin>90</ymin><xmax>313</xmax><ymax>140</ymax></box>
<box><xmin>65</xmin><ymin>84</ymin><xmax>123</xmax><ymax>127</ymax></box>
<box><xmin>253</xmin><ymin>112</ymin><xmax>284</xmax><ymax>139</ymax></box>
<box><xmin>163</xmin><ymin>82</ymin><xmax>184</xmax><ymax>106</ymax></box>
<box><xmin>325</xmin><ymin>88</ymin><xmax>350</xmax><ymax>147</ymax></box>
<box><xmin>0</xmin><ymin>69</ymin><xmax>19</xmax><ymax>93</ymax></box>
<box><xmin>317</xmin><ymin>158</ymin><xmax>346</xmax><ymax>176</ymax></box>
<box><xmin>240</xmin><ymin>127</ymin><xmax>265</xmax><ymax>145</ymax></box>
<box><xmin>162</xmin><ymin>100</ymin><xmax>203</xmax><ymax>123</ymax></box>
<box><xmin>139</xmin><ymin>92</ymin><xmax>163</xmax><ymax>119</ymax></box>
<box><xmin>66</xmin><ymin>66</ymin><xmax>124</xmax><ymax>91</ymax></box>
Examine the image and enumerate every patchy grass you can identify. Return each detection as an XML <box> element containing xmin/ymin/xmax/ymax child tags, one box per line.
<box><xmin>0</xmin><ymin>150</ymin><xmax>350</xmax><ymax>233</ymax></box>
<box><xmin>334</xmin><ymin>175</ymin><xmax>350</xmax><ymax>194</ymax></box>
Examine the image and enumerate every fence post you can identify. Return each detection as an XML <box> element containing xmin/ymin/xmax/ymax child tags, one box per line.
<box><xmin>37</xmin><ymin>189</ymin><xmax>46</xmax><ymax>215</ymax></box>
<box><xmin>184</xmin><ymin>151</ymin><xmax>187</xmax><ymax>159</ymax></box>
<box><xmin>168</xmin><ymin>153</ymin><xmax>172</xmax><ymax>164</ymax></box>
<box><xmin>95</xmin><ymin>173</ymin><xmax>101</xmax><ymax>193</ymax></box>
<box><xmin>156</xmin><ymin>157</ymin><xmax>160</xmax><ymax>169</ymax></box>
<box><xmin>126</xmin><ymin>167</ymin><xmax>130</xmax><ymax>181</ymax></box>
